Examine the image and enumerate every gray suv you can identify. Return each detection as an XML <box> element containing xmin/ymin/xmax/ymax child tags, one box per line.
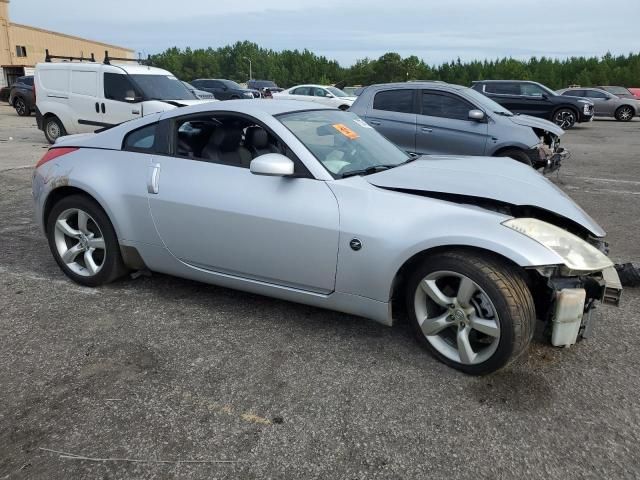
<box><xmin>557</xmin><ymin>87</ymin><xmax>638</xmax><ymax>122</ymax></box>
<box><xmin>350</xmin><ymin>82</ymin><xmax>567</xmax><ymax>172</ymax></box>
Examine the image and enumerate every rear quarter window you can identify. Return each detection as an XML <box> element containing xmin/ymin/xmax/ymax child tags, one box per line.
<box><xmin>123</xmin><ymin>123</ymin><xmax>157</xmax><ymax>152</ymax></box>
<box><xmin>372</xmin><ymin>89</ymin><xmax>414</xmax><ymax>113</ymax></box>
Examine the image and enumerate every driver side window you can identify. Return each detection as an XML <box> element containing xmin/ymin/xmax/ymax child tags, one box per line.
<box><xmin>104</xmin><ymin>73</ymin><xmax>139</xmax><ymax>102</ymax></box>
<box><xmin>314</xmin><ymin>88</ymin><xmax>329</xmax><ymax>97</ymax></box>
<box><xmin>520</xmin><ymin>84</ymin><xmax>546</xmax><ymax>97</ymax></box>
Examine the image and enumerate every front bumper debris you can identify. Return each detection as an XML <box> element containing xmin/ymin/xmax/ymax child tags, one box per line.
<box><xmin>543</xmin><ymin>267</ymin><xmax>622</xmax><ymax>347</ymax></box>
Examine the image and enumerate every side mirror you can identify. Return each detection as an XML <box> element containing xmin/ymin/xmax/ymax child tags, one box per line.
<box><xmin>124</xmin><ymin>96</ymin><xmax>141</xmax><ymax>103</ymax></box>
<box><xmin>250</xmin><ymin>153</ymin><xmax>295</xmax><ymax>177</ymax></box>
<box><xmin>468</xmin><ymin>109</ymin><xmax>485</xmax><ymax>121</ymax></box>
<box><xmin>541</xmin><ymin>93</ymin><xmax>549</xmax><ymax>100</ymax></box>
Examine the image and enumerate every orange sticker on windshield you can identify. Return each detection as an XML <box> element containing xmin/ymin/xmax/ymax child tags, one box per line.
<box><xmin>332</xmin><ymin>123</ymin><xmax>359</xmax><ymax>140</ymax></box>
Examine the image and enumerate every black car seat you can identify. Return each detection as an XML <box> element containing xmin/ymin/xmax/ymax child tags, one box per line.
<box><xmin>201</xmin><ymin>127</ymin><xmax>252</xmax><ymax>166</ymax></box>
<box><xmin>244</xmin><ymin>126</ymin><xmax>279</xmax><ymax>161</ymax></box>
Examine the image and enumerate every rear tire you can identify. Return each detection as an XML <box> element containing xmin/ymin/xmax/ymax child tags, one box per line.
<box><xmin>615</xmin><ymin>106</ymin><xmax>634</xmax><ymax>122</ymax></box>
<box><xmin>14</xmin><ymin>97</ymin><xmax>30</xmax><ymax>116</ymax></box>
<box><xmin>43</xmin><ymin>116</ymin><xmax>66</xmax><ymax>144</ymax></box>
<box><xmin>495</xmin><ymin>148</ymin><xmax>533</xmax><ymax>167</ymax></box>
<box><xmin>405</xmin><ymin>251</ymin><xmax>536</xmax><ymax>375</ymax></box>
<box><xmin>46</xmin><ymin>195</ymin><xmax>126</xmax><ymax>287</ymax></box>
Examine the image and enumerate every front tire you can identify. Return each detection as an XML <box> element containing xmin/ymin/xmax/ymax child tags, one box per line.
<box><xmin>14</xmin><ymin>97</ymin><xmax>30</xmax><ymax>116</ymax></box>
<box><xmin>46</xmin><ymin>195</ymin><xmax>126</xmax><ymax>287</ymax></box>
<box><xmin>552</xmin><ymin>108</ymin><xmax>577</xmax><ymax>129</ymax></box>
<box><xmin>43</xmin><ymin>116</ymin><xmax>66</xmax><ymax>144</ymax></box>
<box><xmin>405</xmin><ymin>251</ymin><xmax>536</xmax><ymax>375</ymax></box>
<box><xmin>615</xmin><ymin>106</ymin><xmax>634</xmax><ymax>122</ymax></box>
<box><xmin>495</xmin><ymin>148</ymin><xmax>533</xmax><ymax>167</ymax></box>
<box><xmin>338</xmin><ymin>104</ymin><xmax>350</xmax><ymax>111</ymax></box>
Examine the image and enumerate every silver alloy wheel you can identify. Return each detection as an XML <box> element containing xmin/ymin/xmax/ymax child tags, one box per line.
<box><xmin>618</xmin><ymin>107</ymin><xmax>633</xmax><ymax>121</ymax></box>
<box><xmin>46</xmin><ymin>120</ymin><xmax>61</xmax><ymax>141</ymax></box>
<box><xmin>414</xmin><ymin>270</ymin><xmax>501</xmax><ymax>365</ymax></box>
<box><xmin>554</xmin><ymin>110</ymin><xmax>576</xmax><ymax>129</ymax></box>
<box><xmin>15</xmin><ymin>98</ymin><xmax>26</xmax><ymax>115</ymax></box>
<box><xmin>53</xmin><ymin>208</ymin><xmax>106</xmax><ymax>276</ymax></box>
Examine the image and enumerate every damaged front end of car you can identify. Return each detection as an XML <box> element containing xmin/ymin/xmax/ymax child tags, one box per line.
<box><xmin>503</xmin><ymin>218</ymin><xmax>622</xmax><ymax>347</ymax></box>
<box><xmin>530</xmin><ymin>128</ymin><xmax>569</xmax><ymax>174</ymax></box>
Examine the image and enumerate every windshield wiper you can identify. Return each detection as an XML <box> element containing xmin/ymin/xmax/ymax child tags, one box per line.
<box><xmin>493</xmin><ymin>111</ymin><xmax>513</xmax><ymax>117</ymax></box>
<box><xmin>339</xmin><ymin>158</ymin><xmax>415</xmax><ymax>179</ymax></box>
<box><xmin>339</xmin><ymin>165</ymin><xmax>395</xmax><ymax>178</ymax></box>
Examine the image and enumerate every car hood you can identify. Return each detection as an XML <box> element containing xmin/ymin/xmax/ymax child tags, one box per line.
<box><xmin>366</xmin><ymin>156</ymin><xmax>605</xmax><ymax>237</ymax></box>
<box><xmin>507</xmin><ymin>114</ymin><xmax>564</xmax><ymax>136</ymax></box>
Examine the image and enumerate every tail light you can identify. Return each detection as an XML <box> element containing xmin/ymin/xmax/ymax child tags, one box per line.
<box><xmin>36</xmin><ymin>147</ymin><xmax>78</xmax><ymax>168</ymax></box>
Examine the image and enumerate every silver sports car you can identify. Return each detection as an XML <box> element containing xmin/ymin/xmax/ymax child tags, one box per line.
<box><xmin>32</xmin><ymin>100</ymin><xmax>622</xmax><ymax>375</ymax></box>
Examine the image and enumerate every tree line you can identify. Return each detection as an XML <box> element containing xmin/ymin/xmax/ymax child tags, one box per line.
<box><xmin>149</xmin><ymin>41</ymin><xmax>640</xmax><ymax>89</ymax></box>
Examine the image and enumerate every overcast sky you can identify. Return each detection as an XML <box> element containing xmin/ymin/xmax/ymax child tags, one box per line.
<box><xmin>10</xmin><ymin>0</ymin><xmax>640</xmax><ymax>66</ymax></box>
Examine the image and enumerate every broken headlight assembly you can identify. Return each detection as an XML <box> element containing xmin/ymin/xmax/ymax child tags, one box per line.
<box><xmin>502</xmin><ymin>218</ymin><xmax>613</xmax><ymax>274</ymax></box>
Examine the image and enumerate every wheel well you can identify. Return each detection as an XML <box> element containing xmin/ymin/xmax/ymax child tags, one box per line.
<box><xmin>43</xmin><ymin>187</ymin><xmax>101</xmax><ymax>234</ymax></box>
<box><xmin>553</xmin><ymin>105</ymin><xmax>578</xmax><ymax>116</ymax></box>
<box><xmin>492</xmin><ymin>146</ymin><xmax>524</xmax><ymax>157</ymax></box>
<box><xmin>389</xmin><ymin>245</ymin><xmax>528</xmax><ymax>318</ymax></box>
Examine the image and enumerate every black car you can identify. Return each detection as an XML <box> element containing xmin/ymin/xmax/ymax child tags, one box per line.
<box><xmin>472</xmin><ymin>80</ymin><xmax>594</xmax><ymax>129</ymax></box>
<box><xmin>8</xmin><ymin>75</ymin><xmax>35</xmax><ymax>116</ymax></box>
<box><xmin>190</xmin><ymin>79</ymin><xmax>259</xmax><ymax>100</ymax></box>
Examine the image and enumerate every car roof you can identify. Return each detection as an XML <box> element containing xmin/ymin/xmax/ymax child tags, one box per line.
<box><xmin>366</xmin><ymin>81</ymin><xmax>466</xmax><ymax>91</ymax></box>
<box><xmin>35</xmin><ymin>61</ymin><xmax>172</xmax><ymax>76</ymax></box>
<box><xmin>160</xmin><ymin>99</ymin><xmax>333</xmax><ymax>119</ymax></box>
<box><xmin>473</xmin><ymin>79</ymin><xmax>536</xmax><ymax>83</ymax></box>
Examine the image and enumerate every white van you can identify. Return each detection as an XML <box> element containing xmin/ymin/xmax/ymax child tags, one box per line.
<box><xmin>35</xmin><ymin>61</ymin><xmax>214</xmax><ymax>143</ymax></box>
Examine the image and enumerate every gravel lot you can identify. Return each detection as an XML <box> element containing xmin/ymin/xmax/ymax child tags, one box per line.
<box><xmin>0</xmin><ymin>104</ymin><xmax>639</xmax><ymax>479</ymax></box>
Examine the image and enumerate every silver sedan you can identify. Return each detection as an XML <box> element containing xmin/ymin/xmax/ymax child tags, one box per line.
<box><xmin>32</xmin><ymin>100</ymin><xmax>622</xmax><ymax>375</ymax></box>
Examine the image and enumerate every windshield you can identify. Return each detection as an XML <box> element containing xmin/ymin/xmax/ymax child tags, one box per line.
<box><xmin>278</xmin><ymin>110</ymin><xmax>410</xmax><ymax>178</ymax></box>
<box><xmin>326</xmin><ymin>87</ymin><xmax>349</xmax><ymax>97</ymax></box>
<box><xmin>463</xmin><ymin>88</ymin><xmax>514</xmax><ymax>116</ymax></box>
<box><xmin>131</xmin><ymin>74</ymin><xmax>195</xmax><ymax>100</ymax></box>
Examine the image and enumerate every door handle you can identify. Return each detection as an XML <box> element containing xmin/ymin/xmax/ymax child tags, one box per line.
<box><xmin>421</xmin><ymin>127</ymin><xmax>433</xmax><ymax>133</ymax></box>
<box><xmin>101</xmin><ymin>103</ymin><xmax>106</xmax><ymax>114</ymax></box>
<box><xmin>147</xmin><ymin>164</ymin><xmax>160</xmax><ymax>194</ymax></box>
<box><xmin>369</xmin><ymin>120</ymin><xmax>381</xmax><ymax>126</ymax></box>
<box><xmin>95</xmin><ymin>102</ymin><xmax>99</xmax><ymax>113</ymax></box>
<box><xmin>132</xmin><ymin>109</ymin><xmax>140</xmax><ymax>115</ymax></box>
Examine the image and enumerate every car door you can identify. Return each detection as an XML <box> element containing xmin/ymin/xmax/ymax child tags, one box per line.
<box><xmin>482</xmin><ymin>82</ymin><xmax>522</xmax><ymax>112</ymax></box>
<box><xmin>585</xmin><ymin>89</ymin><xmax>614</xmax><ymax>116</ymax></box>
<box><xmin>518</xmin><ymin>83</ymin><xmax>555</xmax><ymax>118</ymax></box>
<box><xmin>69</xmin><ymin>68</ymin><xmax>103</xmax><ymax>132</ymax></box>
<box><xmin>287</xmin><ymin>86</ymin><xmax>312</xmax><ymax>102</ymax></box>
<box><xmin>313</xmin><ymin>87</ymin><xmax>336</xmax><ymax>107</ymax></box>
<box><xmin>415</xmin><ymin>90</ymin><xmax>488</xmax><ymax>155</ymax></box>
<box><xmin>146</xmin><ymin>114</ymin><xmax>340</xmax><ymax>293</ymax></box>
<box><xmin>364</xmin><ymin>89</ymin><xmax>417</xmax><ymax>154</ymax></box>
<box><xmin>101</xmin><ymin>69</ymin><xmax>143</xmax><ymax>126</ymax></box>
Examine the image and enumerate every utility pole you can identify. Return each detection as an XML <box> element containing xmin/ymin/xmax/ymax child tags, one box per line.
<box><xmin>243</xmin><ymin>56</ymin><xmax>252</xmax><ymax>80</ymax></box>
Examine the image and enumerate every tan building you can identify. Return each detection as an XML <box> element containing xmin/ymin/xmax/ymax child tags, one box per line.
<box><xmin>0</xmin><ymin>0</ymin><xmax>134</xmax><ymax>87</ymax></box>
